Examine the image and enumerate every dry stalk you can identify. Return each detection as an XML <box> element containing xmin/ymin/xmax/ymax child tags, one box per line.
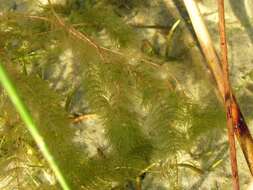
<box><xmin>218</xmin><ymin>0</ymin><xmax>239</xmax><ymax>189</ymax></box>
<box><xmin>182</xmin><ymin>0</ymin><xmax>253</xmax><ymax>176</ymax></box>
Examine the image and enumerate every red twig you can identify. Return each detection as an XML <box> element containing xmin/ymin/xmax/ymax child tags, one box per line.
<box><xmin>218</xmin><ymin>0</ymin><xmax>240</xmax><ymax>189</ymax></box>
<box><xmin>182</xmin><ymin>0</ymin><xmax>253</xmax><ymax>176</ymax></box>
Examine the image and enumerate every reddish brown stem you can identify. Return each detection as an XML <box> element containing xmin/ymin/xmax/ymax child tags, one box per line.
<box><xmin>182</xmin><ymin>0</ymin><xmax>253</xmax><ymax>176</ymax></box>
<box><xmin>218</xmin><ymin>0</ymin><xmax>239</xmax><ymax>189</ymax></box>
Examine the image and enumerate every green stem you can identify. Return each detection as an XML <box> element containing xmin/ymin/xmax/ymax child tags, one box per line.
<box><xmin>0</xmin><ymin>63</ymin><xmax>71</xmax><ymax>190</ymax></box>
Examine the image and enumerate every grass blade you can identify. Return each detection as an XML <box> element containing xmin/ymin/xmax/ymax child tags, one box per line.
<box><xmin>0</xmin><ymin>63</ymin><xmax>71</xmax><ymax>190</ymax></box>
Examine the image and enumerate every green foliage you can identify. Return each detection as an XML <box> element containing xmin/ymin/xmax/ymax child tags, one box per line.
<box><xmin>47</xmin><ymin>0</ymin><xmax>136</xmax><ymax>46</ymax></box>
<box><xmin>0</xmin><ymin>0</ymin><xmax>231</xmax><ymax>189</ymax></box>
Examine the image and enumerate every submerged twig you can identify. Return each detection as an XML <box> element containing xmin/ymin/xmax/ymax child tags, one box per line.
<box><xmin>69</xmin><ymin>114</ymin><xmax>97</xmax><ymax>124</ymax></box>
<box><xmin>2</xmin><ymin>9</ymin><xmax>185</xmax><ymax>93</ymax></box>
<box><xmin>218</xmin><ymin>0</ymin><xmax>239</xmax><ymax>189</ymax></box>
<box><xmin>47</xmin><ymin>0</ymin><xmax>105</xmax><ymax>60</ymax></box>
<box><xmin>177</xmin><ymin>163</ymin><xmax>204</xmax><ymax>175</ymax></box>
<box><xmin>182</xmin><ymin>0</ymin><xmax>253</xmax><ymax>176</ymax></box>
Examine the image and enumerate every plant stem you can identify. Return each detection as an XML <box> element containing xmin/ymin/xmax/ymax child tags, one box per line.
<box><xmin>217</xmin><ymin>0</ymin><xmax>240</xmax><ymax>189</ymax></box>
<box><xmin>136</xmin><ymin>176</ymin><xmax>142</xmax><ymax>190</ymax></box>
<box><xmin>0</xmin><ymin>63</ymin><xmax>71</xmax><ymax>190</ymax></box>
<box><xmin>182</xmin><ymin>0</ymin><xmax>253</xmax><ymax>176</ymax></box>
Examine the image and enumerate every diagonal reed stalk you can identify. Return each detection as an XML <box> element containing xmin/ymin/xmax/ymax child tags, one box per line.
<box><xmin>0</xmin><ymin>63</ymin><xmax>71</xmax><ymax>190</ymax></box>
<box><xmin>182</xmin><ymin>0</ymin><xmax>253</xmax><ymax>176</ymax></box>
<box><xmin>217</xmin><ymin>0</ymin><xmax>239</xmax><ymax>189</ymax></box>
